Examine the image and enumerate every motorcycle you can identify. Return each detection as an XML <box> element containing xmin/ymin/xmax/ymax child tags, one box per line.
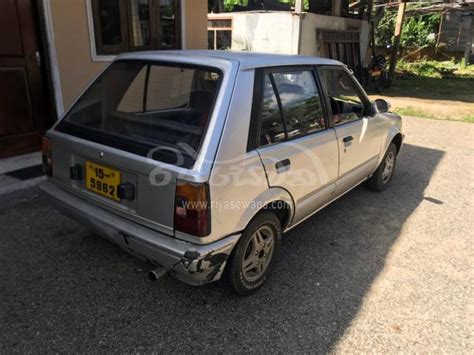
<box><xmin>363</xmin><ymin>54</ymin><xmax>391</xmax><ymax>93</ymax></box>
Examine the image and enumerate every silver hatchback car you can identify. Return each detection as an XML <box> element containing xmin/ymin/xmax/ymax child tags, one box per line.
<box><xmin>41</xmin><ymin>51</ymin><xmax>403</xmax><ymax>295</ymax></box>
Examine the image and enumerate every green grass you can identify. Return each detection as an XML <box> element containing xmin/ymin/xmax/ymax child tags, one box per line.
<box><xmin>382</xmin><ymin>60</ymin><xmax>474</xmax><ymax>123</ymax></box>
<box><xmin>394</xmin><ymin>107</ymin><xmax>474</xmax><ymax>123</ymax></box>
<box><xmin>461</xmin><ymin>114</ymin><xmax>474</xmax><ymax>123</ymax></box>
<box><xmin>397</xmin><ymin>59</ymin><xmax>474</xmax><ymax>79</ymax></box>
<box><xmin>394</xmin><ymin>107</ymin><xmax>434</xmax><ymax>118</ymax></box>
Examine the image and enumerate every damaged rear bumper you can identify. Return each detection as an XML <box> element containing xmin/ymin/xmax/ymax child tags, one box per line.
<box><xmin>39</xmin><ymin>180</ymin><xmax>240</xmax><ymax>286</ymax></box>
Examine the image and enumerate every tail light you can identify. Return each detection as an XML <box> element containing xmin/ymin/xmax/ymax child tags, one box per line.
<box><xmin>42</xmin><ymin>136</ymin><xmax>53</xmax><ymax>177</ymax></box>
<box><xmin>174</xmin><ymin>181</ymin><xmax>210</xmax><ymax>237</ymax></box>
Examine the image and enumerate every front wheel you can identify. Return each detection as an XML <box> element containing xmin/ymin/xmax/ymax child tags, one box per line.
<box><xmin>367</xmin><ymin>143</ymin><xmax>398</xmax><ymax>192</ymax></box>
<box><xmin>227</xmin><ymin>212</ymin><xmax>282</xmax><ymax>296</ymax></box>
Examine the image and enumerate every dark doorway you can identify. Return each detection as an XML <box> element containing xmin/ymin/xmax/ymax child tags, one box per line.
<box><xmin>0</xmin><ymin>0</ymin><xmax>53</xmax><ymax>158</ymax></box>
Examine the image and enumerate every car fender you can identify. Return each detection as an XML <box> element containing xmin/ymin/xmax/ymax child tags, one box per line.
<box><xmin>235</xmin><ymin>186</ymin><xmax>295</xmax><ymax>233</ymax></box>
<box><xmin>377</xmin><ymin>119</ymin><xmax>403</xmax><ymax>167</ymax></box>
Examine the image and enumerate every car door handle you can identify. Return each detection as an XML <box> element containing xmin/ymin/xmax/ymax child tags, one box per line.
<box><xmin>343</xmin><ymin>135</ymin><xmax>353</xmax><ymax>143</ymax></box>
<box><xmin>275</xmin><ymin>159</ymin><xmax>291</xmax><ymax>173</ymax></box>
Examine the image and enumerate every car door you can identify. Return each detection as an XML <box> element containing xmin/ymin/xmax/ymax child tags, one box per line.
<box><xmin>317</xmin><ymin>66</ymin><xmax>382</xmax><ymax>195</ymax></box>
<box><xmin>250</xmin><ymin>66</ymin><xmax>339</xmax><ymax>224</ymax></box>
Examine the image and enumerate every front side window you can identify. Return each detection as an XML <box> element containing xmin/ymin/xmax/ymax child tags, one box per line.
<box><xmin>256</xmin><ymin>68</ymin><xmax>326</xmax><ymax>147</ymax></box>
<box><xmin>318</xmin><ymin>68</ymin><xmax>367</xmax><ymax>126</ymax></box>
<box><xmin>91</xmin><ymin>0</ymin><xmax>180</xmax><ymax>55</ymax></box>
<box><xmin>57</xmin><ymin>61</ymin><xmax>221</xmax><ymax>168</ymax></box>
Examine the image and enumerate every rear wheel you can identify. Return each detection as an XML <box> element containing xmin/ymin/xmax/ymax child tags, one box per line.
<box><xmin>228</xmin><ymin>212</ymin><xmax>282</xmax><ymax>296</ymax></box>
<box><xmin>367</xmin><ymin>143</ymin><xmax>398</xmax><ymax>192</ymax></box>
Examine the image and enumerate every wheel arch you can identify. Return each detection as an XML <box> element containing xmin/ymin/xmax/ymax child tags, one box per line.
<box><xmin>236</xmin><ymin>187</ymin><xmax>295</xmax><ymax>233</ymax></box>
<box><xmin>377</xmin><ymin>126</ymin><xmax>403</xmax><ymax>168</ymax></box>
<box><xmin>391</xmin><ymin>132</ymin><xmax>403</xmax><ymax>154</ymax></box>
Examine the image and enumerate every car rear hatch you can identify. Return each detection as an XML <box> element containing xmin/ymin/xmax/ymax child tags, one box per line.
<box><xmin>49</xmin><ymin>58</ymin><xmax>225</xmax><ymax>236</ymax></box>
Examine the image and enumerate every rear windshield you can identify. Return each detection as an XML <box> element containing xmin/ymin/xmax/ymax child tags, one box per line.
<box><xmin>56</xmin><ymin>60</ymin><xmax>222</xmax><ymax>168</ymax></box>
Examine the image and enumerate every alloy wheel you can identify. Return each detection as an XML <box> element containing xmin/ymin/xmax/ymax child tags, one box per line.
<box><xmin>382</xmin><ymin>151</ymin><xmax>395</xmax><ymax>184</ymax></box>
<box><xmin>241</xmin><ymin>225</ymin><xmax>275</xmax><ymax>282</ymax></box>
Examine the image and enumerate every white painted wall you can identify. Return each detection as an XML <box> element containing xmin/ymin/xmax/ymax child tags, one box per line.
<box><xmin>209</xmin><ymin>11</ymin><xmax>370</xmax><ymax>64</ymax></box>
<box><xmin>209</xmin><ymin>12</ymin><xmax>300</xmax><ymax>54</ymax></box>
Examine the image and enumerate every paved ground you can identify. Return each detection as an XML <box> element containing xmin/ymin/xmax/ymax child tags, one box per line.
<box><xmin>1</xmin><ymin>117</ymin><xmax>472</xmax><ymax>353</ymax></box>
<box><xmin>0</xmin><ymin>152</ymin><xmax>44</xmax><ymax>196</ymax></box>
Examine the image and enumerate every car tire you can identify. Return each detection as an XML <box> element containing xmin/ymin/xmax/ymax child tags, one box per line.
<box><xmin>367</xmin><ymin>142</ymin><xmax>398</xmax><ymax>192</ymax></box>
<box><xmin>227</xmin><ymin>212</ymin><xmax>282</xmax><ymax>296</ymax></box>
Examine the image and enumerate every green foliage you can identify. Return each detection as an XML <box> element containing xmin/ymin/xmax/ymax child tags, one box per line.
<box><xmin>375</xmin><ymin>10</ymin><xmax>441</xmax><ymax>48</ymax></box>
<box><xmin>375</xmin><ymin>11</ymin><xmax>396</xmax><ymax>46</ymax></box>
<box><xmin>223</xmin><ymin>0</ymin><xmax>248</xmax><ymax>11</ymax></box>
<box><xmin>397</xmin><ymin>59</ymin><xmax>474</xmax><ymax>78</ymax></box>
<box><xmin>222</xmin><ymin>0</ymin><xmax>310</xmax><ymax>11</ymax></box>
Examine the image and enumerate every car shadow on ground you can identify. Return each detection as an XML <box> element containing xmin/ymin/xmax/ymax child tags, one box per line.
<box><xmin>0</xmin><ymin>143</ymin><xmax>444</xmax><ymax>352</ymax></box>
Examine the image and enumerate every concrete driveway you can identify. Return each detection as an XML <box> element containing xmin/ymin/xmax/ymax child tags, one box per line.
<box><xmin>1</xmin><ymin>117</ymin><xmax>472</xmax><ymax>353</ymax></box>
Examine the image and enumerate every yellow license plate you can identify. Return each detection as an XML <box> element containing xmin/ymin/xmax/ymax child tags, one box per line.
<box><xmin>85</xmin><ymin>161</ymin><xmax>121</xmax><ymax>201</ymax></box>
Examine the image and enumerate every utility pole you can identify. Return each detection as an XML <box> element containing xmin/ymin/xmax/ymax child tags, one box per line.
<box><xmin>294</xmin><ymin>0</ymin><xmax>304</xmax><ymax>13</ymax></box>
<box><xmin>332</xmin><ymin>0</ymin><xmax>342</xmax><ymax>17</ymax></box>
<box><xmin>388</xmin><ymin>0</ymin><xmax>407</xmax><ymax>82</ymax></box>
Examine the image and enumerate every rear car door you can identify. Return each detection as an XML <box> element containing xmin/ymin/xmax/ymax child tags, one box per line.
<box><xmin>251</xmin><ymin>66</ymin><xmax>339</xmax><ymax>224</ymax></box>
<box><xmin>317</xmin><ymin>66</ymin><xmax>382</xmax><ymax>195</ymax></box>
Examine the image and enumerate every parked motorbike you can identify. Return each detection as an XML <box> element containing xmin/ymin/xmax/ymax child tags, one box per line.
<box><xmin>362</xmin><ymin>54</ymin><xmax>391</xmax><ymax>93</ymax></box>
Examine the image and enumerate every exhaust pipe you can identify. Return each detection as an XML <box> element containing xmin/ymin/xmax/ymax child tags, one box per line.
<box><xmin>148</xmin><ymin>266</ymin><xmax>167</xmax><ymax>281</ymax></box>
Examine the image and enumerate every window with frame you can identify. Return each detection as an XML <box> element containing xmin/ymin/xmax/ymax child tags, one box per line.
<box><xmin>257</xmin><ymin>69</ymin><xmax>326</xmax><ymax>147</ymax></box>
<box><xmin>318</xmin><ymin>68</ymin><xmax>367</xmax><ymax>126</ymax></box>
<box><xmin>91</xmin><ymin>0</ymin><xmax>180</xmax><ymax>56</ymax></box>
<box><xmin>207</xmin><ymin>19</ymin><xmax>232</xmax><ymax>50</ymax></box>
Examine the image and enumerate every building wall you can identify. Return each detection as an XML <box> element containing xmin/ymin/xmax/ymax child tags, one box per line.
<box><xmin>438</xmin><ymin>11</ymin><xmax>473</xmax><ymax>52</ymax></box>
<box><xmin>48</xmin><ymin>0</ymin><xmax>207</xmax><ymax>113</ymax></box>
<box><xmin>183</xmin><ymin>0</ymin><xmax>208</xmax><ymax>49</ymax></box>
<box><xmin>299</xmin><ymin>13</ymin><xmax>369</xmax><ymax>63</ymax></box>
<box><xmin>209</xmin><ymin>11</ymin><xmax>369</xmax><ymax>64</ymax></box>
<box><xmin>209</xmin><ymin>12</ymin><xmax>300</xmax><ymax>54</ymax></box>
<box><xmin>49</xmin><ymin>0</ymin><xmax>106</xmax><ymax>112</ymax></box>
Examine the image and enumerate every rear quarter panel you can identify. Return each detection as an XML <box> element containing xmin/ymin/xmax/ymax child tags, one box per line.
<box><xmin>207</xmin><ymin>69</ymin><xmax>295</xmax><ymax>241</ymax></box>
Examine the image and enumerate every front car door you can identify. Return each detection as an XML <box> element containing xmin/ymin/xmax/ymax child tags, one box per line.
<box><xmin>250</xmin><ymin>66</ymin><xmax>339</xmax><ymax>224</ymax></box>
<box><xmin>317</xmin><ymin>66</ymin><xmax>382</xmax><ymax>195</ymax></box>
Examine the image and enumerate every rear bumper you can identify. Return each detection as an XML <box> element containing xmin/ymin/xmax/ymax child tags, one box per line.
<box><xmin>39</xmin><ymin>180</ymin><xmax>240</xmax><ymax>286</ymax></box>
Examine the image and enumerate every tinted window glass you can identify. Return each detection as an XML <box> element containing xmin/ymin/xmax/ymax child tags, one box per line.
<box><xmin>159</xmin><ymin>0</ymin><xmax>178</xmax><ymax>49</ymax></box>
<box><xmin>319</xmin><ymin>68</ymin><xmax>366</xmax><ymax>126</ymax></box>
<box><xmin>57</xmin><ymin>61</ymin><xmax>221</xmax><ymax>168</ymax></box>
<box><xmin>97</xmin><ymin>0</ymin><xmax>123</xmax><ymax>46</ymax></box>
<box><xmin>130</xmin><ymin>0</ymin><xmax>151</xmax><ymax>47</ymax></box>
<box><xmin>272</xmin><ymin>70</ymin><xmax>325</xmax><ymax>138</ymax></box>
<box><xmin>259</xmin><ymin>74</ymin><xmax>286</xmax><ymax>146</ymax></box>
<box><xmin>146</xmin><ymin>66</ymin><xmax>195</xmax><ymax>111</ymax></box>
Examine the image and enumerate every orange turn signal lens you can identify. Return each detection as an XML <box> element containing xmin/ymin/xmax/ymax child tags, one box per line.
<box><xmin>174</xmin><ymin>181</ymin><xmax>210</xmax><ymax>237</ymax></box>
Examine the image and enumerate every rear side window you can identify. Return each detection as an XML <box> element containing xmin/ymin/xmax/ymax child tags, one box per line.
<box><xmin>254</xmin><ymin>68</ymin><xmax>326</xmax><ymax>148</ymax></box>
<box><xmin>57</xmin><ymin>60</ymin><xmax>221</xmax><ymax>168</ymax></box>
<box><xmin>272</xmin><ymin>71</ymin><xmax>325</xmax><ymax>139</ymax></box>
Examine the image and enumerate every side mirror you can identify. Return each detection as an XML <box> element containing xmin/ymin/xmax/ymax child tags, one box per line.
<box><xmin>373</xmin><ymin>99</ymin><xmax>391</xmax><ymax>113</ymax></box>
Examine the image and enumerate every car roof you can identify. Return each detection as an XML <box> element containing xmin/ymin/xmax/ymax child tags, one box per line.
<box><xmin>117</xmin><ymin>50</ymin><xmax>343</xmax><ymax>70</ymax></box>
